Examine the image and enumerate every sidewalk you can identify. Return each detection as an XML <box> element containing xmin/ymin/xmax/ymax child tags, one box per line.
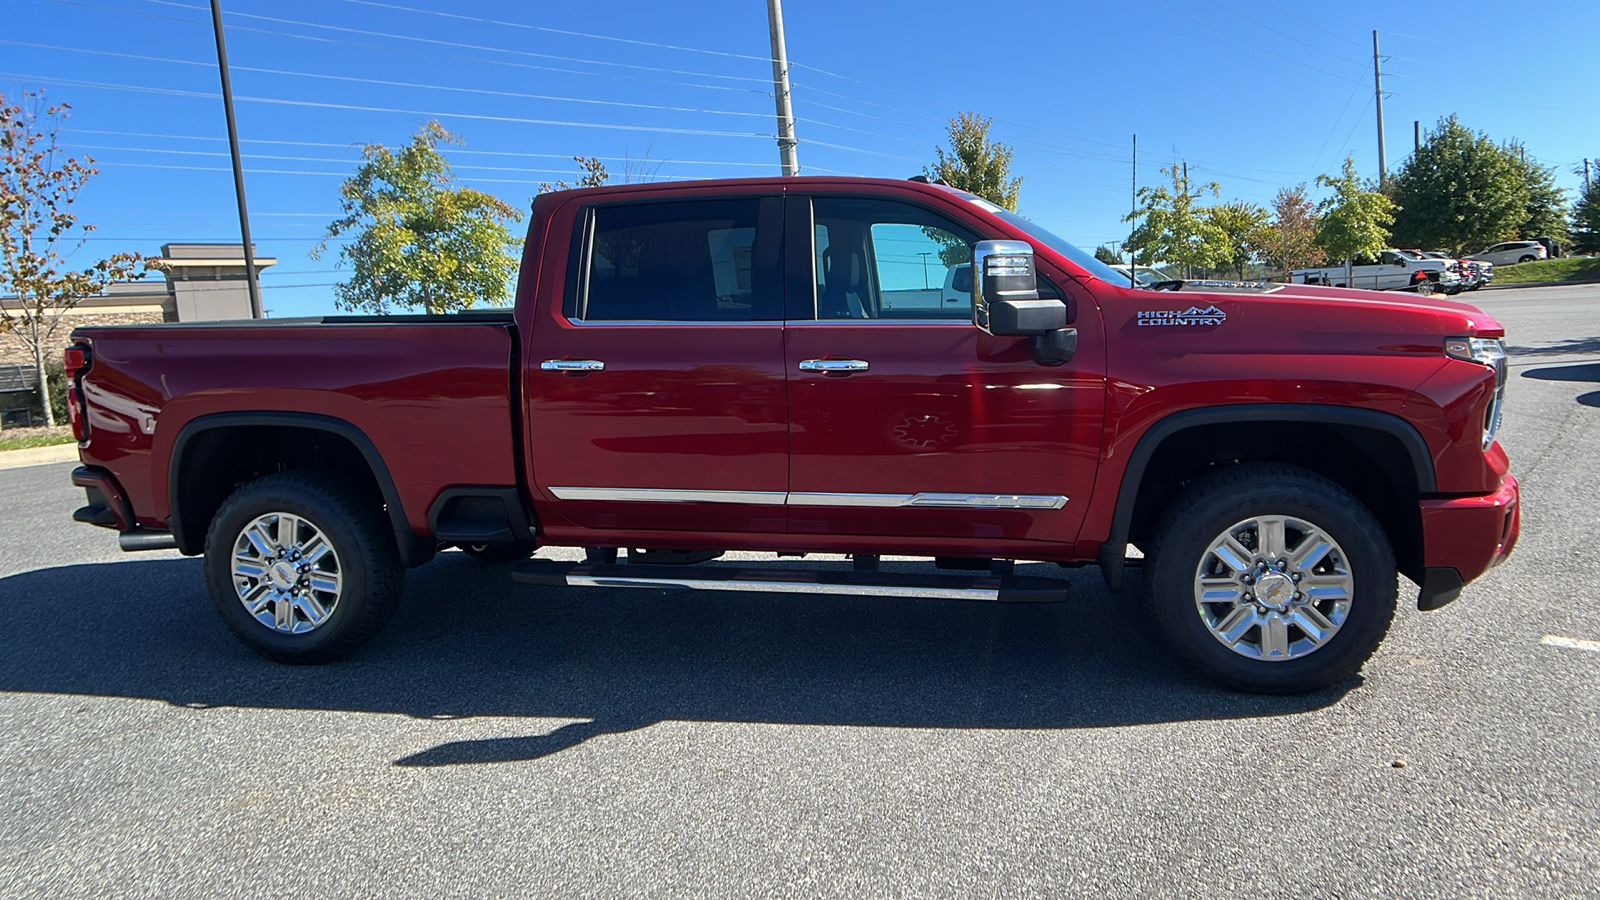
<box><xmin>0</xmin><ymin>442</ymin><xmax>79</xmax><ymax>470</ymax></box>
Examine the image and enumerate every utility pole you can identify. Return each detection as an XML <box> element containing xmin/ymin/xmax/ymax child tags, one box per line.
<box><xmin>1373</xmin><ymin>30</ymin><xmax>1387</xmax><ymax>189</ymax></box>
<box><xmin>1130</xmin><ymin>134</ymin><xmax>1137</xmax><ymax>264</ymax></box>
<box><xmin>765</xmin><ymin>0</ymin><xmax>799</xmax><ymax>176</ymax></box>
<box><xmin>1414</xmin><ymin>120</ymin><xmax>1420</xmax><ymax>154</ymax></box>
<box><xmin>1585</xmin><ymin>158</ymin><xmax>1591</xmax><ymax>194</ymax></box>
<box><xmin>208</xmin><ymin>0</ymin><xmax>262</xmax><ymax>319</ymax></box>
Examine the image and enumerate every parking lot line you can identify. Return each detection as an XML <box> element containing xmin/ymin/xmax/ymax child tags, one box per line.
<box><xmin>1541</xmin><ymin>634</ymin><xmax>1600</xmax><ymax>654</ymax></box>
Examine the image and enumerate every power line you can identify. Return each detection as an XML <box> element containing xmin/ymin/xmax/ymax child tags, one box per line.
<box><xmin>65</xmin><ymin>129</ymin><xmax>778</xmax><ymax>168</ymax></box>
<box><xmin>1305</xmin><ymin>84</ymin><xmax>1363</xmax><ymax>179</ymax></box>
<box><xmin>1201</xmin><ymin>0</ymin><xmax>1366</xmax><ymax>65</ymax></box>
<box><xmin>1261</xmin><ymin>4</ymin><xmax>1364</xmax><ymax>48</ymax></box>
<box><xmin>2</xmin><ymin>72</ymin><xmax>778</xmax><ymax>139</ymax></box>
<box><xmin>338</xmin><ymin>0</ymin><xmax>779</xmax><ymax>65</ymax></box>
<box><xmin>1145</xmin><ymin>0</ymin><xmax>1364</xmax><ymax>86</ymax></box>
<box><xmin>88</xmin><ymin>159</ymin><xmax>708</xmax><ymax>186</ymax></box>
<box><xmin>49</xmin><ymin>0</ymin><xmax>768</xmax><ymax>95</ymax></box>
<box><xmin>136</xmin><ymin>0</ymin><xmax>772</xmax><ymax>85</ymax></box>
<box><xmin>1</xmin><ymin>40</ymin><xmax>769</xmax><ymax>120</ymax></box>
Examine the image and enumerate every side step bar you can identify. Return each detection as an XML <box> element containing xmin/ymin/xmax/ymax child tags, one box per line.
<box><xmin>511</xmin><ymin>560</ymin><xmax>1069</xmax><ymax>603</ymax></box>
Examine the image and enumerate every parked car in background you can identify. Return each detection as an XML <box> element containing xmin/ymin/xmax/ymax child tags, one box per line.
<box><xmin>941</xmin><ymin>263</ymin><xmax>972</xmax><ymax>307</ymax></box>
<box><xmin>1291</xmin><ymin>249</ymin><xmax>1461</xmax><ymax>294</ymax></box>
<box><xmin>1419</xmin><ymin>252</ymin><xmax>1493</xmax><ymax>291</ymax></box>
<box><xmin>1470</xmin><ymin>241</ymin><xmax>1546</xmax><ymax>266</ymax></box>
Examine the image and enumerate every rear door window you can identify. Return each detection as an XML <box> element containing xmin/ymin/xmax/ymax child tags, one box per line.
<box><xmin>572</xmin><ymin>198</ymin><xmax>780</xmax><ymax>321</ymax></box>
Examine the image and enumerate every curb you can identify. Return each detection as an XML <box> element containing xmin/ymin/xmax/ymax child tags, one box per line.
<box><xmin>1482</xmin><ymin>279</ymin><xmax>1600</xmax><ymax>290</ymax></box>
<box><xmin>0</xmin><ymin>442</ymin><xmax>80</xmax><ymax>470</ymax></box>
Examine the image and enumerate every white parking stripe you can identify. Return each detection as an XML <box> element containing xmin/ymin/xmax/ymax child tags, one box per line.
<box><xmin>1541</xmin><ymin>635</ymin><xmax>1600</xmax><ymax>654</ymax></box>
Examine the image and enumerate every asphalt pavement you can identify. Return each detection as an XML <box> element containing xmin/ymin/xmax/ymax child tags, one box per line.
<box><xmin>1</xmin><ymin>283</ymin><xmax>1597</xmax><ymax>897</ymax></box>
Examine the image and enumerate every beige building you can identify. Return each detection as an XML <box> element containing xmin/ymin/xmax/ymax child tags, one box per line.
<box><xmin>0</xmin><ymin>243</ymin><xmax>276</xmax><ymax>368</ymax></box>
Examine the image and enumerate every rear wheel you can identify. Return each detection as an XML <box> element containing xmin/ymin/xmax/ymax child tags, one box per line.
<box><xmin>1144</xmin><ymin>464</ymin><xmax>1397</xmax><ymax>694</ymax></box>
<box><xmin>1517</xmin><ymin>254</ymin><xmax>1536</xmax><ymax>263</ymax></box>
<box><xmin>204</xmin><ymin>470</ymin><xmax>404</xmax><ymax>663</ymax></box>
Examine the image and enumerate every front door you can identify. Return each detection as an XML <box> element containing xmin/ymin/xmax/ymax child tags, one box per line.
<box><xmin>524</xmin><ymin>195</ymin><xmax>789</xmax><ymax>538</ymax></box>
<box><xmin>782</xmin><ymin>194</ymin><xmax>1104</xmax><ymax>547</ymax></box>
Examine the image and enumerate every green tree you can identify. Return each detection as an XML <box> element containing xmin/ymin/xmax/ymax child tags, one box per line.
<box><xmin>314</xmin><ymin>122</ymin><xmax>521</xmax><ymax>315</ymax></box>
<box><xmin>1315</xmin><ymin>157</ymin><xmax>1396</xmax><ymax>277</ymax></box>
<box><xmin>1093</xmin><ymin>244</ymin><xmax>1121</xmax><ymax>265</ymax></box>
<box><xmin>1504</xmin><ymin>142</ymin><xmax>1567</xmax><ymax>242</ymax></box>
<box><xmin>537</xmin><ymin>155</ymin><xmax>609</xmax><ymax>196</ymax></box>
<box><xmin>1257</xmin><ymin>184</ymin><xmax>1324</xmax><ymax>275</ymax></box>
<box><xmin>925</xmin><ymin>112</ymin><xmax>1022</xmax><ymax>210</ymax></box>
<box><xmin>1388</xmin><ymin>116</ymin><xmax>1526</xmax><ymax>254</ymax></box>
<box><xmin>1124</xmin><ymin>164</ymin><xmax>1229</xmax><ymax>278</ymax></box>
<box><xmin>1</xmin><ymin>91</ymin><xmax>148</xmax><ymax>426</ymax></box>
<box><xmin>1572</xmin><ymin>162</ymin><xmax>1600</xmax><ymax>254</ymax></box>
<box><xmin>1205</xmin><ymin>200</ymin><xmax>1269</xmax><ymax>280</ymax></box>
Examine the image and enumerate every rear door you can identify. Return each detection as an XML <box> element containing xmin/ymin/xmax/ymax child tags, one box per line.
<box><xmin>523</xmin><ymin>194</ymin><xmax>789</xmax><ymax>538</ymax></box>
<box><xmin>781</xmin><ymin>193</ymin><xmax>1104</xmax><ymax>547</ymax></box>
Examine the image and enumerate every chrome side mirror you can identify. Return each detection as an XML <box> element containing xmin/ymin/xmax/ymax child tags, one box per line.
<box><xmin>973</xmin><ymin>240</ymin><xmax>1066</xmax><ymax>336</ymax></box>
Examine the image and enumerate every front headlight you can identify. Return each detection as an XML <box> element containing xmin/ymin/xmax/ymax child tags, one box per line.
<box><xmin>1445</xmin><ymin>336</ymin><xmax>1506</xmax><ymax>366</ymax></box>
<box><xmin>1445</xmin><ymin>337</ymin><xmax>1507</xmax><ymax>449</ymax></box>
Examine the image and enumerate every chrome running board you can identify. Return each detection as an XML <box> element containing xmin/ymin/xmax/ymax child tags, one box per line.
<box><xmin>511</xmin><ymin>560</ymin><xmax>1069</xmax><ymax>604</ymax></box>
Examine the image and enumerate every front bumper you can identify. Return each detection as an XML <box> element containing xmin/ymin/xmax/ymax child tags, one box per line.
<box><xmin>1415</xmin><ymin>474</ymin><xmax>1520</xmax><ymax>609</ymax></box>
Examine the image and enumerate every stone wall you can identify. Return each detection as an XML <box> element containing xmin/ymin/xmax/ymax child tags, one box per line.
<box><xmin>0</xmin><ymin>311</ymin><xmax>166</xmax><ymax>366</ymax></box>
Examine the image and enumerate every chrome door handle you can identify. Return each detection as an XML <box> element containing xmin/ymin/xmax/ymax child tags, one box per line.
<box><xmin>541</xmin><ymin>359</ymin><xmax>605</xmax><ymax>372</ymax></box>
<box><xmin>798</xmin><ymin>359</ymin><xmax>869</xmax><ymax>372</ymax></box>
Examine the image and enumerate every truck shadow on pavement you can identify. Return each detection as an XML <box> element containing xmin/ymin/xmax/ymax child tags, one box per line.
<box><xmin>1519</xmin><ymin>363</ymin><xmax>1600</xmax><ymax>406</ymax></box>
<box><xmin>0</xmin><ymin>554</ymin><xmax>1350</xmax><ymax>766</ymax></box>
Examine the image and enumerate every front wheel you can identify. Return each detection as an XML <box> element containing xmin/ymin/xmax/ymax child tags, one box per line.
<box><xmin>204</xmin><ymin>470</ymin><xmax>405</xmax><ymax>663</ymax></box>
<box><xmin>1144</xmin><ymin>464</ymin><xmax>1398</xmax><ymax>694</ymax></box>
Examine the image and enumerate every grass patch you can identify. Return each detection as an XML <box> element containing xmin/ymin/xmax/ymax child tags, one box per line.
<box><xmin>0</xmin><ymin>430</ymin><xmax>76</xmax><ymax>452</ymax></box>
<box><xmin>1492</xmin><ymin>256</ymin><xmax>1600</xmax><ymax>284</ymax></box>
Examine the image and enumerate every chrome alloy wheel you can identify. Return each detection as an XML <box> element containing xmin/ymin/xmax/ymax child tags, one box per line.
<box><xmin>1193</xmin><ymin>515</ymin><xmax>1354</xmax><ymax>661</ymax></box>
<box><xmin>230</xmin><ymin>512</ymin><xmax>343</xmax><ymax>634</ymax></box>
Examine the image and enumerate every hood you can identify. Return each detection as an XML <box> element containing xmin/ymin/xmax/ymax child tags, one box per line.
<box><xmin>1102</xmin><ymin>279</ymin><xmax>1505</xmax><ymax>338</ymax></box>
<box><xmin>1094</xmin><ymin>275</ymin><xmax>1504</xmax><ymax>344</ymax></box>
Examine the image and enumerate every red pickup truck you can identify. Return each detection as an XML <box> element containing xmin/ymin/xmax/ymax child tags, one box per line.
<box><xmin>64</xmin><ymin>177</ymin><xmax>1519</xmax><ymax>693</ymax></box>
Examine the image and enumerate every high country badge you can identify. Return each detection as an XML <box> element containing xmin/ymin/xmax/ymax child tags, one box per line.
<box><xmin>1137</xmin><ymin>306</ymin><xmax>1226</xmax><ymax>327</ymax></box>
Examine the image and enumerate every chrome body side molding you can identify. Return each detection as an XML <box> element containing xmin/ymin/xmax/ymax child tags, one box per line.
<box><xmin>549</xmin><ymin>488</ymin><xmax>1067</xmax><ymax>510</ymax></box>
<box><xmin>549</xmin><ymin>487</ymin><xmax>788</xmax><ymax>505</ymax></box>
<box><xmin>788</xmin><ymin>492</ymin><xmax>1068</xmax><ymax>510</ymax></box>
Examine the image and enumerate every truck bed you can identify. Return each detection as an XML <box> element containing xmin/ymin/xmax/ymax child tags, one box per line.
<box><xmin>72</xmin><ymin>315</ymin><xmax>519</xmax><ymax>544</ymax></box>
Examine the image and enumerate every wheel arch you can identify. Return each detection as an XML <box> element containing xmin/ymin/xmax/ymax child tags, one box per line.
<box><xmin>1098</xmin><ymin>404</ymin><xmax>1436</xmax><ymax>592</ymax></box>
<box><xmin>168</xmin><ymin>411</ymin><xmax>434</xmax><ymax>567</ymax></box>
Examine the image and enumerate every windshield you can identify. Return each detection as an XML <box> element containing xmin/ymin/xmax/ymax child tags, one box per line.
<box><xmin>961</xmin><ymin>195</ymin><xmax>1129</xmax><ymax>285</ymax></box>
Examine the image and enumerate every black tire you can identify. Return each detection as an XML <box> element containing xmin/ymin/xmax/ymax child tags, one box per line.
<box><xmin>1517</xmin><ymin>255</ymin><xmax>1536</xmax><ymax>263</ymax></box>
<box><xmin>1144</xmin><ymin>463</ymin><xmax>1397</xmax><ymax>694</ymax></box>
<box><xmin>460</xmin><ymin>540</ymin><xmax>535</xmax><ymax>562</ymax></box>
<box><xmin>204</xmin><ymin>470</ymin><xmax>405</xmax><ymax>664</ymax></box>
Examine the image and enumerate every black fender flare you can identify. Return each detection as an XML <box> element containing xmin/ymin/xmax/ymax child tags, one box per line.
<box><xmin>168</xmin><ymin>411</ymin><xmax>434</xmax><ymax>567</ymax></box>
<box><xmin>1097</xmin><ymin>403</ymin><xmax>1436</xmax><ymax>591</ymax></box>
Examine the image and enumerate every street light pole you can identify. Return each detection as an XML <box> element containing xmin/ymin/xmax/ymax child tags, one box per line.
<box><xmin>208</xmin><ymin>0</ymin><xmax>262</xmax><ymax>318</ymax></box>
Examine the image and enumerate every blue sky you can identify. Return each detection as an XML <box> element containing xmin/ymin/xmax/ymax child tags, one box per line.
<box><xmin>4</xmin><ymin>0</ymin><xmax>1596</xmax><ymax>317</ymax></box>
